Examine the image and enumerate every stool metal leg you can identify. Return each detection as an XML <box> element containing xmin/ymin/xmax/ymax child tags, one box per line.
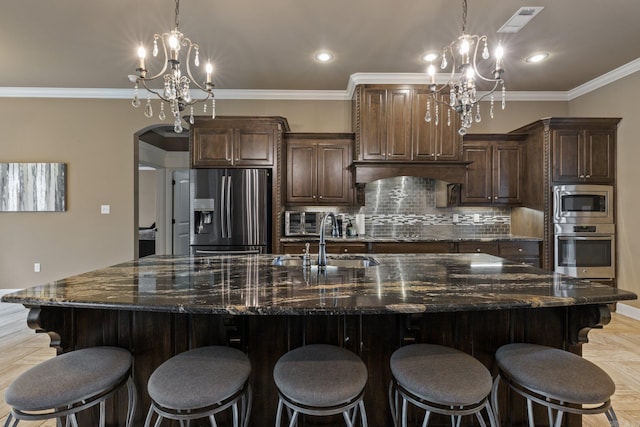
<box><xmin>126</xmin><ymin>376</ymin><xmax>137</xmax><ymax>427</ymax></box>
<box><xmin>605</xmin><ymin>407</ymin><xmax>619</xmax><ymax>427</ymax></box>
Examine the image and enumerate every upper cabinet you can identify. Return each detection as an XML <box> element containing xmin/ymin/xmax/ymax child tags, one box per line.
<box><xmin>285</xmin><ymin>133</ymin><xmax>354</xmax><ymax>206</ymax></box>
<box><xmin>353</xmin><ymin>85</ymin><xmax>462</xmax><ymax>162</ymax></box>
<box><xmin>552</xmin><ymin>127</ymin><xmax>616</xmax><ymax>184</ymax></box>
<box><xmin>190</xmin><ymin>116</ymin><xmax>289</xmax><ymax>168</ymax></box>
<box><xmin>358</xmin><ymin>86</ymin><xmax>412</xmax><ymax>160</ymax></box>
<box><xmin>412</xmin><ymin>89</ymin><xmax>462</xmax><ymax>161</ymax></box>
<box><xmin>460</xmin><ymin>134</ymin><xmax>525</xmax><ymax>206</ymax></box>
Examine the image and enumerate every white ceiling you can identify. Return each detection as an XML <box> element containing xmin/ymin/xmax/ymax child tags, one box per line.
<box><xmin>2</xmin><ymin>0</ymin><xmax>640</xmax><ymax>99</ymax></box>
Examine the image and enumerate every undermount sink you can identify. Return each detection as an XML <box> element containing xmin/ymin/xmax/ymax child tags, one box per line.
<box><xmin>272</xmin><ymin>254</ymin><xmax>380</xmax><ymax>268</ymax></box>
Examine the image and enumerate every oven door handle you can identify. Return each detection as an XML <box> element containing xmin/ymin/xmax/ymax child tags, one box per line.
<box><xmin>556</xmin><ymin>235</ymin><xmax>613</xmax><ymax>240</ymax></box>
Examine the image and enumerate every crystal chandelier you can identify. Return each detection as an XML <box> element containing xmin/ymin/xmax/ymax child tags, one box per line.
<box><xmin>130</xmin><ymin>0</ymin><xmax>215</xmax><ymax>133</ymax></box>
<box><xmin>425</xmin><ymin>0</ymin><xmax>505</xmax><ymax>135</ymax></box>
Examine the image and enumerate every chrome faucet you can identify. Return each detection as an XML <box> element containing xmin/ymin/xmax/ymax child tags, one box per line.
<box><xmin>318</xmin><ymin>212</ymin><xmax>339</xmax><ymax>267</ymax></box>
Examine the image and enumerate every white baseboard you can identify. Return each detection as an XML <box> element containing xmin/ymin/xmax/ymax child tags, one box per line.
<box><xmin>615</xmin><ymin>303</ymin><xmax>640</xmax><ymax>321</ymax></box>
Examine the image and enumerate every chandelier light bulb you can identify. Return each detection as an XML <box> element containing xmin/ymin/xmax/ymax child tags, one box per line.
<box><xmin>427</xmin><ymin>63</ymin><xmax>436</xmax><ymax>84</ymax></box>
<box><xmin>459</xmin><ymin>37</ymin><xmax>470</xmax><ymax>56</ymax></box>
<box><xmin>169</xmin><ymin>34</ymin><xmax>179</xmax><ymax>51</ymax></box>
<box><xmin>137</xmin><ymin>45</ymin><xmax>146</xmax><ymax>70</ymax></box>
<box><xmin>495</xmin><ymin>44</ymin><xmax>504</xmax><ymax>61</ymax></box>
<box><xmin>205</xmin><ymin>62</ymin><xmax>213</xmax><ymax>83</ymax></box>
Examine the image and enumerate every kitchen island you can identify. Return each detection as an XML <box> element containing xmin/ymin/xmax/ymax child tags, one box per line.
<box><xmin>2</xmin><ymin>253</ymin><xmax>636</xmax><ymax>426</ymax></box>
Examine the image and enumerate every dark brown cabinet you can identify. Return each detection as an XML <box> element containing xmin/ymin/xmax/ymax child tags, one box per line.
<box><xmin>281</xmin><ymin>242</ymin><xmax>367</xmax><ymax>254</ymax></box>
<box><xmin>552</xmin><ymin>127</ymin><xmax>615</xmax><ymax>184</ymax></box>
<box><xmin>191</xmin><ymin>117</ymin><xmax>288</xmax><ymax>168</ymax></box>
<box><xmin>358</xmin><ymin>86</ymin><xmax>412</xmax><ymax>161</ymax></box>
<box><xmin>370</xmin><ymin>242</ymin><xmax>455</xmax><ymax>253</ymax></box>
<box><xmin>460</xmin><ymin>135</ymin><xmax>525</xmax><ymax>206</ymax></box>
<box><xmin>354</xmin><ymin>85</ymin><xmax>463</xmax><ymax>163</ymax></box>
<box><xmin>412</xmin><ymin>89</ymin><xmax>462</xmax><ymax>161</ymax></box>
<box><xmin>458</xmin><ymin>240</ymin><xmax>540</xmax><ymax>267</ymax></box>
<box><xmin>285</xmin><ymin>133</ymin><xmax>354</xmax><ymax>206</ymax></box>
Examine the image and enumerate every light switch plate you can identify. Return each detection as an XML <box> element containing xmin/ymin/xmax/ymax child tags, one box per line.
<box><xmin>34</xmin><ymin>263</ymin><xmax>41</xmax><ymax>273</ymax></box>
<box><xmin>101</xmin><ymin>205</ymin><xmax>110</xmax><ymax>214</ymax></box>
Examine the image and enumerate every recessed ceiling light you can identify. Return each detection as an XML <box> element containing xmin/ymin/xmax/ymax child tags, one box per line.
<box><xmin>525</xmin><ymin>52</ymin><xmax>549</xmax><ymax>63</ymax></box>
<box><xmin>421</xmin><ymin>52</ymin><xmax>439</xmax><ymax>63</ymax></box>
<box><xmin>314</xmin><ymin>51</ymin><xmax>334</xmax><ymax>63</ymax></box>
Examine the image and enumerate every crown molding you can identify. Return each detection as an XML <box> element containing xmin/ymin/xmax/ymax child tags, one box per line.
<box><xmin>1</xmin><ymin>57</ymin><xmax>638</xmax><ymax>102</ymax></box>
<box><xmin>568</xmin><ymin>57</ymin><xmax>640</xmax><ymax>100</ymax></box>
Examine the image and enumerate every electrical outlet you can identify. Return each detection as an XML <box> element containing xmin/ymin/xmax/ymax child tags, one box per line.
<box><xmin>101</xmin><ymin>205</ymin><xmax>110</xmax><ymax>214</ymax></box>
<box><xmin>34</xmin><ymin>263</ymin><xmax>41</xmax><ymax>273</ymax></box>
<box><xmin>452</xmin><ymin>214</ymin><xmax>460</xmax><ymax>223</ymax></box>
<box><xmin>473</xmin><ymin>214</ymin><xmax>481</xmax><ymax>223</ymax></box>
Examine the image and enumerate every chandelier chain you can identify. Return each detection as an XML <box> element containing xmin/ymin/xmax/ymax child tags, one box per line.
<box><xmin>462</xmin><ymin>0</ymin><xmax>467</xmax><ymax>33</ymax></box>
<box><xmin>174</xmin><ymin>0</ymin><xmax>180</xmax><ymax>29</ymax></box>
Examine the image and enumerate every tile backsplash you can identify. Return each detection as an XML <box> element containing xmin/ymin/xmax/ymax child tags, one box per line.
<box><xmin>343</xmin><ymin>176</ymin><xmax>511</xmax><ymax>237</ymax></box>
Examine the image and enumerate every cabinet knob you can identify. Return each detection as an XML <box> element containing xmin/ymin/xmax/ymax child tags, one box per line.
<box><xmin>319</xmin><ymin>195</ymin><xmax>323</xmax><ymax>199</ymax></box>
<box><xmin>344</xmin><ymin>248</ymin><xmax>348</xmax><ymax>253</ymax></box>
<box><xmin>487</xmin><ymin>196</ymin><xmax>491</xmax><ymax>200</ymax></box>
<box><xmin>431</xmin><ymin>153</ymin><xmax>435</xmax><ymax>156</ymax></box>
<box><xmin>476</xmin><ymin>248</ymin><xmax>481</xmax><ymax>252</ymax></box>
<box><xmin>579</xmin><ymin>175</ymin><xmax>585</xmax><ymax>178</ymax></box>
<box><xmin>518</xmin><ymin>248</ymin><xmax>523</xmax><ymax>252</ymax></box>
<box><xmin>586</xmin><ymin>174</ymin><xmax>591</xmax><ymax>178</ymax></box>
<box><xmin>312</xmin><ymin>195</ymin><xmax>316</xmax><ymax>199</ymax></box>
<box><xmin>436</xmin><ymin>153</ymin><xmax>440</xmax><ymax>157</ymax></box>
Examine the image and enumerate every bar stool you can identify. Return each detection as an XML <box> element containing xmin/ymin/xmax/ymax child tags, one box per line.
<box><xmin>273</xmin><ymin>344</ymin><xmax>368</xmax><ymax>427</ymax></box>
<box><xmin>143</xmin><ymin>346</ymin><xmax>251</xmax><ymax>427</ymax></box>
<box><xmin>389</xmin><ymin>344</ymin><xmax>496</xmax><ymax>427</ymax></box>
<box><xmin>4</xmin><ymin>346</ymin><xmax>136</xmax><ymax>427</ymax></box>
<box><xmin>491</xmin><ymin>343</ymin><xmax>618</xmax><ymax>427</ymax></box>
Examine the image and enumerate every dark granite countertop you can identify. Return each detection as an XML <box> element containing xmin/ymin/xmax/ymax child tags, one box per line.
<box><xmin>280</xmin><ymin>234</ymin><xmax>542</xmax><ymax>243</ymax></box>
<box><xmin>2</xmin><ymin>254</ymin><xmax>634</xmax><ymax>315</ymax></box>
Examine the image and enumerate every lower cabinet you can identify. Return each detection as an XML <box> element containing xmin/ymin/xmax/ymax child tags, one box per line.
<box><xmin>281</xmin><ymin>242</ymin><xmax>368</xmax><ymax>254</ymax></box>
<box><xmin>370</xmin><ymin>242</ymin><xmax>454</xmax><ymax>253</ymax></box>
<box><xmin>458</xmin><ymin>241</ymin><xmax>541</xmax><ymax>267</ymax></box>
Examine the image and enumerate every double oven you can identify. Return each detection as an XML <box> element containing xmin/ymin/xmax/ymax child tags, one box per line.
<box><xmin>553</xmin><ymin>185</ymin><xmax>615</xmax><ymax>280</ymax></box>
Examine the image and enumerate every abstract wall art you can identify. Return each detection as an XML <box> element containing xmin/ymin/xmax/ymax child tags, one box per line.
<box><xmin>0</xmin><ymin>163</ymin><xmax>66</xmax><ymax>212</ymax></box>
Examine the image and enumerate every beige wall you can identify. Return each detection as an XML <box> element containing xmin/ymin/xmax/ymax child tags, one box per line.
<box><xmin>569</xmin><ymin>72</ymin><xmax>640</xmax><ymax>307</ymax></box>
<box><xmin>0</xmin><ymin>92</ymin><xmax>625</xmax><ymax>292</ymax></box>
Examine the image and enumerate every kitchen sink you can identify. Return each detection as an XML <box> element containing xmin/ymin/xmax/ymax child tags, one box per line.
<box><xmin>272</xmin><ymin>254</ymin><xmax>380</xmax><ymax>268</ymax></box>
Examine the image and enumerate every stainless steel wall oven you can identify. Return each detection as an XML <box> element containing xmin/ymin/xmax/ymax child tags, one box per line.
<box><xmin>553</xmin><ymin>223</ymin><xmax>615</xmax><ymax>279</ymax></box>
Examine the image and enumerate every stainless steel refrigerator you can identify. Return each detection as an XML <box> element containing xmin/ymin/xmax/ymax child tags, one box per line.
<box><xmin>190</xmin><ymin>169</ymin><xmax>271</xmax><ymax>255</ymax></box>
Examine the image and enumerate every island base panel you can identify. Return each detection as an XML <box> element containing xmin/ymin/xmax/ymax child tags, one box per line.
<box><xmin>27</xmin><ymin>305</ymin><xmax>609</xmax><ymax>426</ymax></box>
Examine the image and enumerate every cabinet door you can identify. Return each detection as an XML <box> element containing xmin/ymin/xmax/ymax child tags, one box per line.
<box><xmin>286</xmin><ymin>142</ymin><xmax>317</xmax><ymax>204</ymax></box>
<box><xmin>493</xmin><ymin>142</ymin><xmax>522</xmax><ymax>205</ymax></box>
<box><xmin>361</xmin><ymin>88</ymin><xmax>387</xmax><ymax>160</ymax></box>
<box><xmin>584</xmin><ymin>129</ymin><xmax>615</xmax><ymax>183</ymax></box>
<box><xmin>191</xmin><ymin>127</ymin><xmax>234</xmax><ymax>167</ymax></box>
<box><xmin>552</xmin><ymin>129</ymin><xmax>582</xmax><ymax>182</ymax></box>
<box><xmin>371</xmin><ymin>242</ymin><xmax>454</xmax><ymax>253</ymax></box>
<box><xmin>386</xmin><ymin>88</ymin><xmax>413</xmax><ymax>160</ymax></box>
<box><xmin>317</xmin><ymin>142</ymin><xmax>352</xmax><ymax>204</ymax></box>
<box><xmin>234</xmin><ymin>126</ymin><xmax>274</xmax><ymax>166</ymax></box>
<box><xmin>458</xmin><ymin>241</ymin><xmax>500</xmax><ymax>256</ymax></box>
<box><xmin>412</xmin><ymin>89</ymin><xmax>436</xmax><ymax>160</ymax></box>
<box><xmin>460</xmin><ymin>143</ymin><xmax>492</xmax><ymax>204</ymax></box>
<box><xmin>435</xmin><ymin>102</ymin><xmax>462</xmax><ymax>161</ymax></box>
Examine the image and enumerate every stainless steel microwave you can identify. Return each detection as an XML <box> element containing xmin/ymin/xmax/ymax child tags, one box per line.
<box><xmin>284</xmin><ymin>211</ymin><xmax>325</xmax><ymax>236</ymax></box>
<box><xmin>553</xmin><ymin>185</ymin><xmax>614</xmax><ymax>224</ymax></box>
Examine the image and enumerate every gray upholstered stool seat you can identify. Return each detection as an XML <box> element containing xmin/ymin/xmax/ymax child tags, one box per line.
<box><xmin>144</xmin><ymin>346</ymin><xmax>252</xmax><ymax>427</ymax></box>
<box><xmin>4</xmin><ymin>346</ymin><xmax>136</xmax><ymax>427</ymax></box>
<box><xmin>389</xmin><ymin>344</ymin><xmax>496</xmax><ymax>427</ymax></box>
<box><xmin>491</xmin><ymin>343</ymin><xmax>617</xmax><ymax>427</ymax></box>
<box><xmin>273</xmin><ymin>344</ymin><xmax>368</xmax><ymax>427</ymax></box>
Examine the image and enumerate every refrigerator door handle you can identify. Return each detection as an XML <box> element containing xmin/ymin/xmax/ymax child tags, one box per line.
<box><xmin>247</xmin><ymin>171</ymin><xmax>255</xmax><ymax>245</ymax></box>
<box><xmin>227</xmin><ymin>174</ymin><xmax>233</xmax><ymax>239</ymax></box>
<box><xmin>220</xmin><ymin>175</ymin><xmax>227</xmax><ymax>238</ymax></box>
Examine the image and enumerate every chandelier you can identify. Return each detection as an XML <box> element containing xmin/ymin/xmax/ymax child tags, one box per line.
<box><xmin>425</xmin><ymin>0</ymin><xmax>505</xmax><ymax>135</ymax></box>
<box><xmin>130</xmin><ymin>0</ymin><xmax>215</xmax><ymax>133</ymax></box>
